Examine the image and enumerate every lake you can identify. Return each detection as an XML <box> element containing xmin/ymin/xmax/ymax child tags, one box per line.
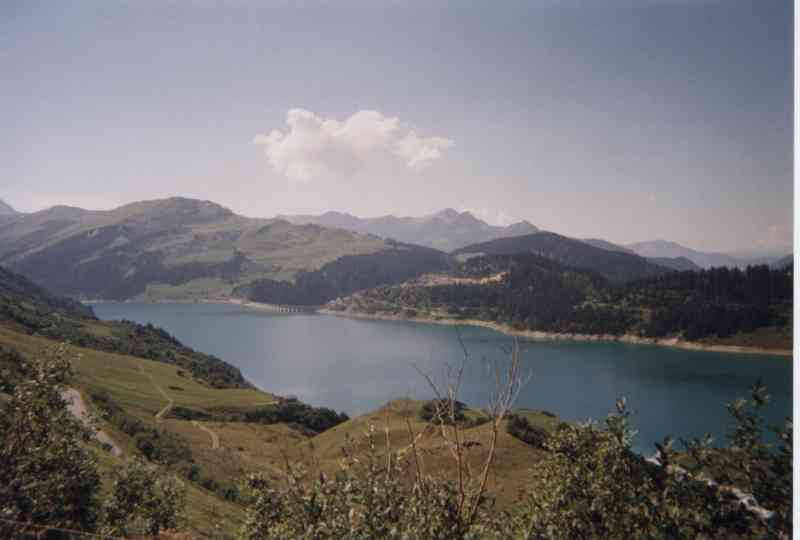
<box><xmin>93</xmin><ymin>302</ymin><xmax>792</xmax><ymax>454</ymax></box>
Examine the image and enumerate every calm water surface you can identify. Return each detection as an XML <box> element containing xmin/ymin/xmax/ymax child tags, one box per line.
<box><xmin>93</xmin><ymin>302</ymin><xmax>792</xmax><ymax>454</ymax></box>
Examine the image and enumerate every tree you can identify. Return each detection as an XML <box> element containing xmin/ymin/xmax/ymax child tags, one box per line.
<box><xmin>503</xmin><ymin>385</ymin><xmax>790</xmax><ymax>539</ymax></box>
<box><xmin>101</xmin><ymin>458</ymin><xmax>186</xmax><ymax>537</ymax></box>
<box><xmin>0</xmin><ymin>344</ymin><xmax>101</xmax><ymax>534</ymax></box>
<box><xmin>0</xmin><ymin>343</ymin><xmax>188</xmax><ymax>538</ymax></box>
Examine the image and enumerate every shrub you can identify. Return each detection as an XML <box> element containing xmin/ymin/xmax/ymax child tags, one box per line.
<box><xmin>242</xmin><ymin>400</ymin><xmax>349</xmax><ymax>434</ymax></box>
<box><xmin>0</xmin><ymin>344</ymin><xmax>101</xmax><ymax>533</ymax></box>
<box><xmin>101</xmin><ymin>458</ymin><xmax>185</xmax><ymax>537</ymax></box>
<box><xmin>505</xmin><ymin>414</ymin><xmax>549</xmax><ymax>448</ymax></box>
<box><xmin>419</xmin><ymin>398</ymin><xmax>466</xmax><ymax>424</ymax></box>
<box><xmin>0</xmin><ymin>344</ymin><xmax>187</xmax><ymax>538</ymax></box>
<box><xmin>241</xmin><ymin>383</ymin><xmax>792</xmax><ymax>540</ymax></box>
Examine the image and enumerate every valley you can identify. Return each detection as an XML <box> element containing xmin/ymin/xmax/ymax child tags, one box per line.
<box><xmin>0</xmin><ymin>198</ymin><xmax>793</xmax><ymax>538</ymax></box>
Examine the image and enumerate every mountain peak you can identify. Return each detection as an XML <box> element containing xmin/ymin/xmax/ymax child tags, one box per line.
<box><xmin>505</xmin><ymin>220</ymin><xmax>539</xmax><ymax>234</ymax></box>
<box><xmin>0</xmin><ymin>199</ymin><xmax>18</xmax><ymax>217</ymax></box>
<box><xmin>432</xmin><ymin>208</ymin><xmax>461</xmax><ymax>220</ymax></box>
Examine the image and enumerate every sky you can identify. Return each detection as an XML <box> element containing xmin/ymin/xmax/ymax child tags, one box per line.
<box><xmin>1</xmin><ymin>0</ymin><xmax>793</xmax><ymax>254</ymax></box>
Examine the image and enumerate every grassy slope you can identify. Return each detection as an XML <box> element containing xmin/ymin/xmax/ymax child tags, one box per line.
<box><xmin>306</xmin><ymin>399</ymin><xmax>556</xmax><ymax>509</ymax></box>
<box><xmin>0</xmin><ymin>328</ymin><xmax>302</xmax><ymax>538</ymax></box>
<box><xmin>91</xmin><ymin>444</ymin><xmax>245</xmax><ymax>538</ymax></box>
<box><xmin>0</xmin><ymin>198</ymin><xmax>389</xmax><ymax>301</ymax></box>
<box><xmin>0</xmin><ymin>325</ymin><xmax>558</xmax><ymax>532</ymax></box>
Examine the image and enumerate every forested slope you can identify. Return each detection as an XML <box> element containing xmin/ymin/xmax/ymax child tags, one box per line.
<box><xmin>329</xmin><ymin>253</ymin><xmax>792</xmax><ymax>347</ymax></box>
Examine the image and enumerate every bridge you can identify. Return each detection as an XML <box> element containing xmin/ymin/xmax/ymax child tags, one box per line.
<box><xmin>258</xmin><ymin>303</ymin><xmax>319</xmax><ymax>314</ymax></box>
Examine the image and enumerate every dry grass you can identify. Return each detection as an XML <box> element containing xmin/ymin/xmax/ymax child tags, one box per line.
<box><xmin>306</xmin><ymin>398</ymin><xmax>550</xmax><ymax>509</ymax></box>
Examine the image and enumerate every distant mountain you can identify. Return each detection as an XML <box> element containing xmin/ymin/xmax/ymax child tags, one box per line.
<box><xmin>771</xmin><ymin>254</ymin><xmax>793</xmax><ymax>269</ymax></box>
<box><xmin>644</xmin><ymin>256</ymin><xmax>700</xmax><ymax>272</ymax></box>
<box><xmin>279</xmin><ymin>208</ymin><xmax>539</xmax><ymax>252</ymax></box>
<box><xmin>0</xmin><ymin>197</ymin><xmax>450</xmax><ymax>301</ymax></box>
<box><xmin>580</xmin><ymin>238</ymin><xmax>700</xmax><ymax>271</ymax></box>
<box><xmin>0</xmin><ymin>264</ymin><xmax>94</xmax><ymax>320</ymax></box>
<box><xmin>625</xmin><ymin>239</ymin><xmax>762</xmax><ymax>269</ymax></box>
<box><xmin>580</xmin><ymin>238</ymin><xmax>636</xmax><ymax>255</ymax></box>
<box><xmin>626</xmin><ymin>240</ymin><xmax>792</xmax><ymax>269</ymax></box>
<box><xmin>0</xmin><ymin>199</ymin><xmax>19</xmax><ymax>217</ymax></box>
<box><xmin>452</xmin><ymin>231</ymin><xmax>670</xmax><ymax>283</ymax></box>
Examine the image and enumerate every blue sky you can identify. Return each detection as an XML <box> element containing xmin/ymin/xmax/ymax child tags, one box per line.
<box><xmin>1</xmin><ymin>0</ymin><xmax>792</xmax><ymax>253</ymax></box>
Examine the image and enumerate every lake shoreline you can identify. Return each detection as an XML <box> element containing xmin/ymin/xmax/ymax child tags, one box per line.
<box><xmin>317</xmin><ymin>308</ymin><xmax>793</xmax><ymax>358</ymax></box>
<box><xmin>84</xmin><ymin>298</ymin><xmax>793</xmax><ymax>358</ymax></box>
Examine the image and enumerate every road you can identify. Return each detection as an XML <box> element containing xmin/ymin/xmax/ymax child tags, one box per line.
<box><xmin>62</xmin><ymin>388</ymin><xmax>123</xmax><ymax>457</ymax></box>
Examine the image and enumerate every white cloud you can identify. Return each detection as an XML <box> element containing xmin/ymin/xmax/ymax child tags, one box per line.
<box><xmin>254</xmin><ymin>109</ymin><xmax>453</xmax><ymax>182</ymax></box>
<box><xmin>461</xmin><ymin>208</ymin><xmax>519</xmax><ymax>227</ymax></box>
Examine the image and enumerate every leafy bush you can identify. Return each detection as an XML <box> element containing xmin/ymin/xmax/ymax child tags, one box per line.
<box><xmin>0</xmin><ymin>344</ymin><xmax>101</xmax><ymax>533</ymax></box>
<box><xmin>241</xmin><ymin>385</ymin><xmax>792</xmax><ymax>540</ymax></box>
<box><xmin>505</xmin><ymin>413</ymin><xmax>549</xmax><ymax>448</ymax></box>
<box><xmin>241</xmin><ymin>399</ymin><xmax>349</xmax><ymax>434</ymax></box>
<box><xmin>168</xmin><ymin>405</ymin><xmax>212</xmax><ymax>421</ymax></box>
<box><xmin>0</xmin><ymin>344</ymin><xmax>187</xmax><ymax>538</ymax></box>
<box><xmin>0</xmin><ymin>344</ymin><xmax>28</xmax><ymax>392</ymax></box>
<box><xmin>101</xmin><ymin>458</ymin><xmax>185</xmax><ymax>537</ymax></box>
<box><xmin>419</xmin><ymin>398</ymin><xmax>466</xmax><ymax>424</ymax></box>
<box><xmin>240</xmin><ymin>427</ymin><xmax>495</xmax><ymax>540</ymax></box>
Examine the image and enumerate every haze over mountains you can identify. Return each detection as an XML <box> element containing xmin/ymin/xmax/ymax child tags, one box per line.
<box><xmin>581</xmin><ymin>237</ymin><xmax>787</xmax><ymax>270</ymax></box>
<box><xmin>279</xmin><ymin>208</ymin><xmax>539</xmax><ymax>252</ymax></box>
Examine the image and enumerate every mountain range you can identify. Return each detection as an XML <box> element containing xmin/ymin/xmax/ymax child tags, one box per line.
<box><xmin>624</xmin><ymin>240</ymin><xmax>789</xmax><ymax>270</ymax></box>
<box><xmin>0</xmin><ymin>197</ymin><xmax>451</xmax><ymax>301</ymax></box>
<box><xmin>0</xmin><ymin>197</ymin><xmax>789</xmax><ymax>302</ymax></box>
<box><xmin>278</xmin><ymin>208</ymin><xmax>539</xmax><ymax>253</ymax></box>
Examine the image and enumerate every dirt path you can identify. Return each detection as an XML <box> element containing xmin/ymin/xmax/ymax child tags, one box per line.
<box><xmin>192</xmin><ymin>421</ymin><xmax>220</xmax><ymax>450</ymax></box>
<box><xmin>138</xmin><ymin>363</ymin><xmax>173</xmax><ymax>421</ymax></box>
<box><xmin>137</xmin><ymin>363</ymin><xmax>221</xmax><ymax>449</ymax></box>
<box><xmin>62</xmin><ymin>388</ymin><xmax>123</xmax><ymax>457</ymax></box>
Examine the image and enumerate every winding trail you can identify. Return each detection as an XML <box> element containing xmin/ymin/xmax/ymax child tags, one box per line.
<box><xmin>192</xmin><ymin>421</ymin><xmax>220</xmax><ymax>450</ymax></box>
<box><xmin>137</xmin><ymin>363</ymin><xmax>222</xmax><ymax>449</ymax></box>
<box><xmin>62</xmin><ymin>388</ymin><xmax>123</xmax><ymax>457</ymax></box>
<box><xmin>138</xmin><ymin>363</ymin><xmax>173</xmax><ymax>422</ymax></box>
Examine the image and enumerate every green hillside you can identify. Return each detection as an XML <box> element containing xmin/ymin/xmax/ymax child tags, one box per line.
<box><xmin>453</xmin><ymin>231</ymin><xmax>671</xmax><ymax>283</ymax></box>
<box><xmin>0</xmin><ymin>197</ymin><xmax>422</xmax><ymax>301</ymax></box>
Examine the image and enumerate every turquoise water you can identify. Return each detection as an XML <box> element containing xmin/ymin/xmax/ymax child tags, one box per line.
<box><xmin>93</xmin><ymin>302</ymin><xmax>792</xmax><ymax>454</ymax></box>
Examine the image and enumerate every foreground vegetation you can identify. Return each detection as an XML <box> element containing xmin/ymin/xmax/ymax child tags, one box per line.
<box><xmin>239</xmin><ymin>345</ymin><xmax>791</xmax><ymax>539</ymax></box>
<box><xmin>0</xmin><ymin>335</ymin><xmax>792</xmax><ymax>538</ymax></box>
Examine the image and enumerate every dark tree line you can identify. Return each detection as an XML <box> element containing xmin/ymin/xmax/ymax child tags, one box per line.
<box><xmin>351</xmin><ymin>254</ymin><xmax>792</xmax><ymax>342</ymax></box>
<box><xmin>620</xmin><ymin>265</ymin><xmax>792</xmax><ymax>340</ymax></box>
<box><xmin>238</xmin><ymin>243</ymin><xmax>453</xmax><ymax>305</ymax></box>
